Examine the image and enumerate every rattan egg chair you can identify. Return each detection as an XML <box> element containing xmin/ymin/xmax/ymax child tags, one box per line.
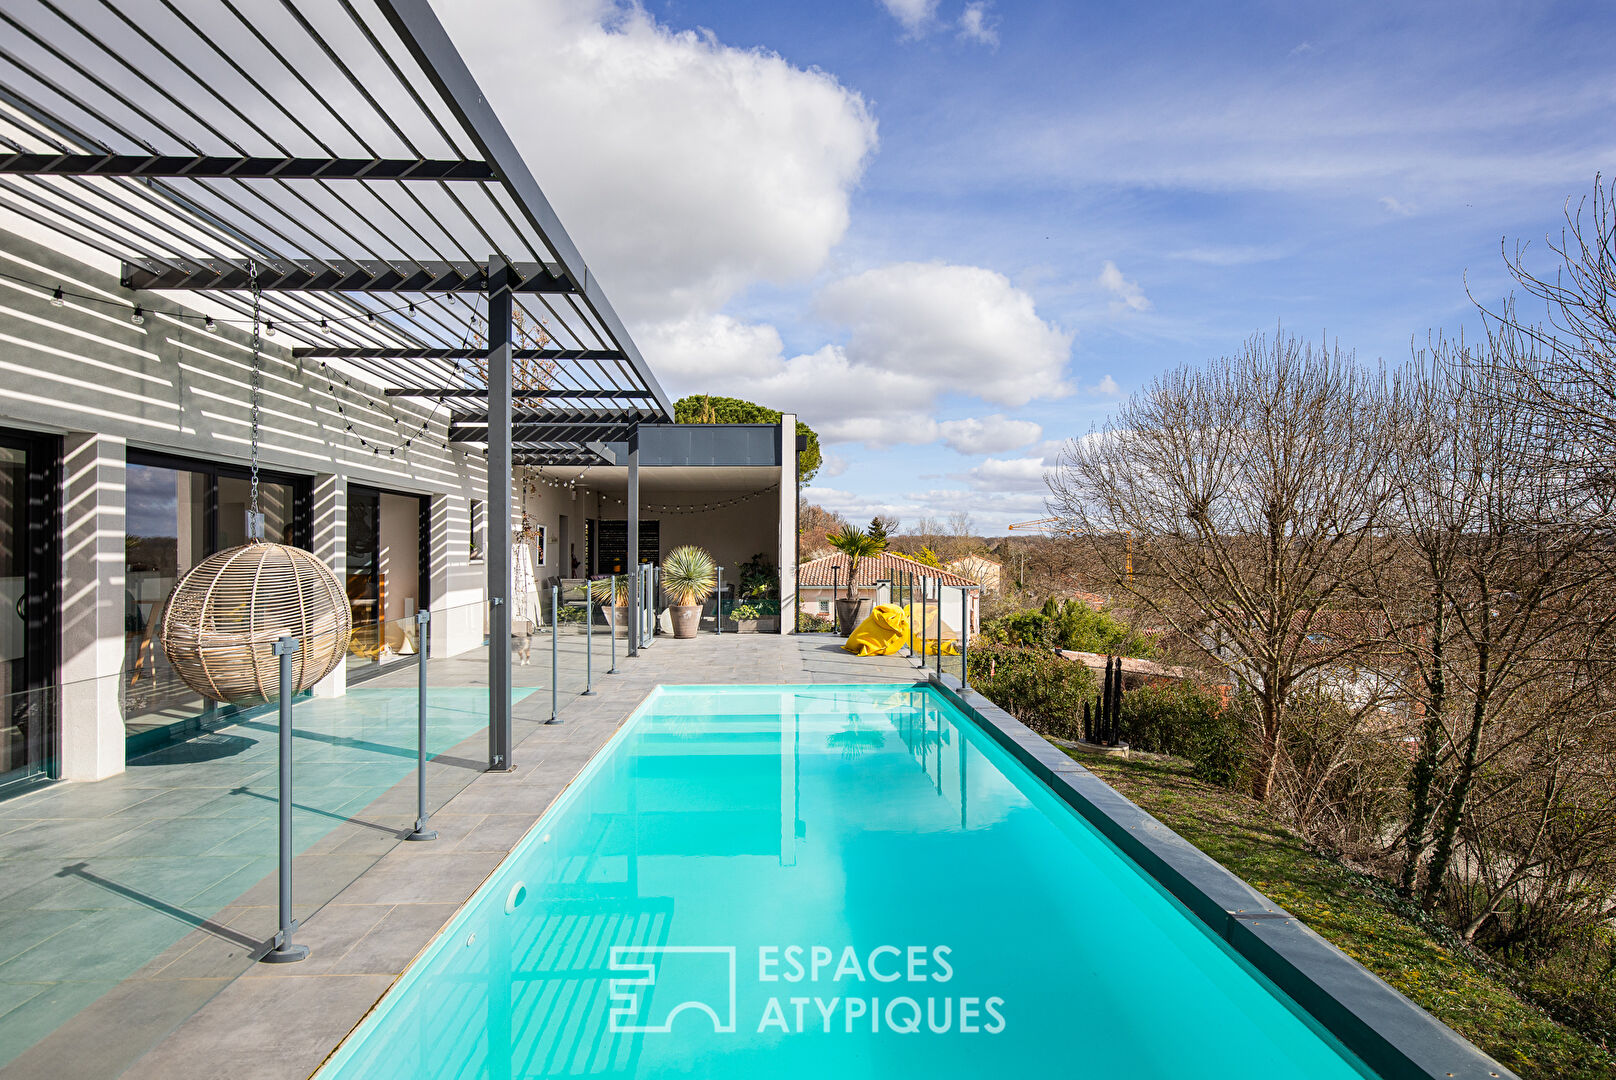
<box><xmin>160</xmin><ymin>540</ymin><xmax>351</xmax><ymax>704</ymax></box>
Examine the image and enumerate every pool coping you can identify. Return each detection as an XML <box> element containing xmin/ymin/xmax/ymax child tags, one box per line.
<box><xmin>920</xmin><ymin>669</ymin><xmax>1519</xmax><ymax>1080</ymax></box>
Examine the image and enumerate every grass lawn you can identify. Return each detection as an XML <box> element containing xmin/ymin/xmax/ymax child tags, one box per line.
<box><xmin>1071</xmin><ymin>750</ymin><xmax>1616</xmax><ymax>1080</ymax></box>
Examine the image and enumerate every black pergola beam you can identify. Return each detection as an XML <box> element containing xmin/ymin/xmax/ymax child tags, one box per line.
<box><xmin>0</xmin><ymin>153</ymin><xmax>497</xmax><ymax>181</ymax></box>
<box><xmin>302</xmin><ymin>347</ymin><xmax>626</xmax><ymax>361</ymax></box>
<box><xmin>382</xmin><ymin>387</ymin><xmax>652</xmax><ymax>399</ymax></box>
<box><xmin>121</xmin><ymin>258</ymin><xmax>571</xmax><ymax>294</ymax></box>
<box><xmin>450</xmin><ymin>420</ymin><xmax>638</xmax><ymax>442</ymax></box>
<box><xmin>452</xmin><ymin>409</ymin><xmax>657</xmax><ymax>425</ymax></box>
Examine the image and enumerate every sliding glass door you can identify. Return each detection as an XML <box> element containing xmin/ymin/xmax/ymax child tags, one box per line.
<box><xmin>0</xmin><ymin>429</ymin><xmax>58</xmax><ymax>796</ymax></box>
<box><xmin>345</xmin><ymin>486</ymin><xmax>430</xmax><ymax>681</ymax></box>
<box><xmin>123</xmin><ymin>450</ymin><xmax>306</xmax><ymax>749</ymax></box>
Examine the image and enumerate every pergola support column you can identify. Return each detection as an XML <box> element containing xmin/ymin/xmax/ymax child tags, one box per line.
<box><xmin>626</xmin><ymin>427</ymin><xmax>640</xmax><ymax>658</ymax></box>
<box><xmin>487</xmin><ymin>258</ymin><xmax>514</xmax><ymax>770</ymax></box>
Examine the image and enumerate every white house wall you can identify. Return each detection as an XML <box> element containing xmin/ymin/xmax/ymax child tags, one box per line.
<box><xmin>1</xmin><ymin>230</ymin><xmax>492</xmax><ymax>779</ymax></box>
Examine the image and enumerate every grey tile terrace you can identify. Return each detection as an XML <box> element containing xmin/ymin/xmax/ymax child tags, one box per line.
<box><xmin>54</xmin><ymin>635</ymin><xmax>908</xmax><ymax>1080</ymax></box>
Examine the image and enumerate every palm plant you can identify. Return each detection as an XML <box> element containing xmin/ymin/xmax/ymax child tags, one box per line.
<box><xmin>828</xmin><ymin>524</ymin><xmax>885</xmax><ymax>599</ymax></box>
<box><xmin>660</xmin><ymin>545</ymin><xmax>717</xmax><ymax>607</ymax></box>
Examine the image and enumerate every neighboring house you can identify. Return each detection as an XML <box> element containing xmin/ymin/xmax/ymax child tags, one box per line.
<box><xmin>797</xmin><ymin>551</ymin><xmax>982</xmax><ymax>633</ymax></box>
<box><xmin>947</xmin><ymin>554</ymin><xmax>1001</xmax><ymax>592</ymax></box>
<box><xmin>1056</xmin><ymin>651</ymin><xmax>1199</xmax><ymax>691</ymax></box>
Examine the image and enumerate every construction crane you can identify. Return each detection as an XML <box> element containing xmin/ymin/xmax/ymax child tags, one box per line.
<box><xmin>1006</xmin><ymin>517</ymin><xmax>1062</xmax><ymax>532</ymax></box>
<box><xmin>1004</xmin><ymin>518</ymin><xmax>1133</xmax><ymax>585</ymax></box>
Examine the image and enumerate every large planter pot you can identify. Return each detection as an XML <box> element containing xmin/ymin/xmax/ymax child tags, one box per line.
<box><xmin>670</xmin><ymin>603</ymin><xmax>702</xmax><ymax>639</ymax></box>
<box><xmin>609</xmin><ymin>604</ymin><xmax>630</xmax><ymax>638</ymax></box>
<box><xmin>833</xmin><ymin>597</ymin><xmax>870</xmax><ymax>636</ymax></box>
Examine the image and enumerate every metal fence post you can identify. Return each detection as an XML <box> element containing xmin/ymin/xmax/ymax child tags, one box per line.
<box><xmin>934</xmin><ymin>580</ymin><xmax>942</xmax><ymax>676</ymax></box>
<box><xmin>262</xmin><ymin>636</ymin><xmax>307</xmax><ymax>963</ymax></box>
<box><xmin>715</xmin><ymin>565</ymin><xmax>723</xmax><ymax>635</ymax></box>
<box><xmin>583</xmin><ymin>580</ymin><xmax>595</xmax><ymax>696</ymax></box>
<box><xmin>407</xmin><ymin>611</ymin><xmax>436</xmax><ymax>841</ymax></box>
<box><xmin>548</xmin><ymin>584</ymin><xmax>561</xmax><ymax>724</ymax></box>
<box><xmin>960</xmin><ymin>586</ymin><xmax>970</xmax><ymax>690</ymax></box>
<box><xmin>608</xmin><ymin>577</ymin><xmax>619</xmax><ymax>674</ymax></box>
<box><xmin>906</xmin><ymin>571</ymin><xmax>914</xmax><ymax>658</ymax></box>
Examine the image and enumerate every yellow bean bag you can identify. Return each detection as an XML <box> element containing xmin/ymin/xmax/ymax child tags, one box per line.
<box><xmin>896</xmin><ymin>603</ymin><xmax>962</xmax><ymax>655</ymax></box>
<box><xmin>842</xmin><ymin>603</ymin><xmax>910</xmax><ymax>656</ymax></box>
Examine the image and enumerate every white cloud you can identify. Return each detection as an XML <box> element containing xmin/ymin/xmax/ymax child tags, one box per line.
<box><xmin>962</xmin><ymin>455</ymin><xmax>1050</xmax><ymax>492</ymax></box>
<box><xmin>817</xmin><ymin>261</ymin><xmax>1073</xmax><ymax>408</ymax></box>
<box><xmin>801</xmin><ymin>484</ymin><xmax>1049</xmax><ymax>534</ymax></box>
<box><xmin>937</xmin><ymin>414</ymin><xmax>1042</xmax><ymax>454</ymax></box>
<box><xmin>439</xmin><ymin>0</ymin><xmax>877</xmax><ymax>323</ymax></box>
<box><xmin>879</xmin><ymin>0</ymin><xmax>939</xmax><ymax>35</ymax></box>
<box><xmin>1379</xmin><ymin>195</ymin><xmax>1416</xmax><ymax>216</ymax></box>
<box><xmin>1087</xmin><ymin>374</ymin><xmax>1120</xmax><ymax>396</ymax></box>
<box><xmin>1097</xmin><ymin>260</ymin><xmax>1151</xmax><ymax>314</ymax></box>
<box><xmin>819</xmin><ymin>453</ymin><xmax>850</xmax><ymax>479</ymax></box>
<box><xmin>1168</xmin><ymin>244</ymin><xmax>1288</xmax><ymax>267</ymax></box>
<box><xmin>957</xmin><ymin>2</ymin><xmax>999</xmax><ymax>46</ymax></box>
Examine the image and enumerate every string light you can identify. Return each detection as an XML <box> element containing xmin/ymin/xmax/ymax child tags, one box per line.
<box><xmin>1</xmin><ymin>268</ymin><xmax>442</xmax><ymax>331</ymax></box>
<box><xmin>130</xmin><ymin>305</ymin><xmax>145</xmax><ymax>325</ymax></box>
<box><xmin>319</xmin><ymin>318</ymin><xmax>331</xmax><ymax>334</ymax></box>
<box><xmin>266</xmin><ymin>320</ymin><xmax>276</xmax><ymax>337</ymax></box>
<box><xmin>204</xmin><ymin>316</ymin><xmax>217</xmax><ymax>333</ymax></box>
<box><xmin>320</xmin><ymin>360</ymin><xmax>447</xmax><ymax>457</ymax></box>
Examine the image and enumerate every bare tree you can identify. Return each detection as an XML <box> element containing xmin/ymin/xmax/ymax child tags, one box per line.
<box><xmin>1377</xmin><ymin>331</ymin><xmax>1616</xmax><ymax>907</ymax></box>
<box><xmin>1048</xmin><ymin>329</ymin><xmax>1395</xmax><ymax>801</ymax></box>
<box><xmin>1488</xmin><ymin>173</ymin><xmax>1616</xmax><ymax>506</ymax></box>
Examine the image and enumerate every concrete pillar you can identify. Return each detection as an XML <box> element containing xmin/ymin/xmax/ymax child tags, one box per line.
<box><xmin>428</xmin><ymin>490</ymin><xmax>481</xmax><ymax>658</ymax></box>
<box><xmin>59</xmin><ymin>433</ymin><xmax>126</xmax><ymax>780</ymax></box>
<box><xmin>310</xmin><ymin>473</ymin><xmax>347</xmax><ymax>698</ymax></box>
<box><xmin>779</xmin><ymin>414</ymin><xmax>799</xmax><ymax>634</ymax></box>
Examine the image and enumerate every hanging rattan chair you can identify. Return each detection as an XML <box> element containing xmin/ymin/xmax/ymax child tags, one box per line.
<box><xmin>160</xmin><ymin>540</ymin><xmax>351</xmax><ymax>703</ymax></box>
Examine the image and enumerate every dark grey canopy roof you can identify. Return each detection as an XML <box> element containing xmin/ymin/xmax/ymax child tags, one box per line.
<box><xmin>0</xmin><ymin>0</ymin><xmax>671</xmax><ymax>457</ymax></box>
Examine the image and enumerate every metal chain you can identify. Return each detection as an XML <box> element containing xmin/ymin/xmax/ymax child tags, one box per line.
<box><xmin>248</xmin><ymin>258</ymin><xmax>261</xmax><ymax>527</ymax></box>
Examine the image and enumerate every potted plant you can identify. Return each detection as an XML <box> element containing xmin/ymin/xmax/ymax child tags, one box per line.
<box><xmin>828</xmin><ymin>524</ymin><xmax>885</xmax><ymax>635</ymax></box>
<box><xmin>660</xmin><ymin>545</ymin><xmax>716</xmax><ymax>639</ymax></box>
<box><xmin>727</xmin><ymin>601</ymin><xmax>781</xmax><ymax>634</ymax></box>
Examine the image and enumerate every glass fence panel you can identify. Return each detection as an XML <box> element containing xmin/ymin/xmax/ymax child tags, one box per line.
<box><xmin>0</xmin><ymin>597</ymin><xmax>516</xmax><ymax>1078</ymax></box>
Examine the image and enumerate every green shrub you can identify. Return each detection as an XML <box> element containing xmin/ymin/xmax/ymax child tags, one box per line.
<box><xmin>1049</xmin><ymin>599</ymin><xmax>1154</xmax><ymax>656</ymax></box>
<box><xmin>965</xmin><ymin>643</ymin><xmax>1096</xmax><ymax>741</ymax></box>
<box><xmin>982</xmin><ymin>610</ymin><xmax>1052</xmax><ymax>647</ymax></box>
<box><xmin>1118</xmin><ymin>682</ymin><xmax>1246</xmax><ymax>788</ymax></box>
<box><xmin>796</xmin><ymin>611</ymin><xmax>836</xmax><ymax>633</ymax></box>
<box><xmin>985</xmin><ymin>600</ymin><xmax>1153</xmax><ymax>656</ymax></box>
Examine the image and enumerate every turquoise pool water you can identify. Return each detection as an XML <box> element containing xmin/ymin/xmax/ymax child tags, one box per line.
<box><xmin>317</xmin><ymin>685</ymin><xmax>1374</xmax><ymax>1079</ymax></box>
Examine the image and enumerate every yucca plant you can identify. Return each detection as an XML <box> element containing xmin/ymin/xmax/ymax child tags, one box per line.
<box><xmin>661</xmin><ymin>545</ymin><xmax>717</xmax><ymax>607</ymax></box>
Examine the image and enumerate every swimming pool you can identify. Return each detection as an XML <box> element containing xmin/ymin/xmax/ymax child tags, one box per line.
<box><xmin>317</xmin><ymin>684</ymin><xmax>1375</xmax><ymax>1079</ymax></box>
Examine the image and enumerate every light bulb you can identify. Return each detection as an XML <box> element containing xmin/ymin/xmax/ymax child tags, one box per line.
<box><xmin>319</xmin><ymin>319</ymin><xmax>331</xmax><ymax>334</ymax></box>
<box><xmin>51</xmin><ymin>286</ymin><xmax>64</xmax><ymax>307</ymax></box>
<box><xmin>265</xmin><ymin>321</ymin><xmax>276</xmax><ymax>337</ymax></box>
<box><xmin>204</xmin><ymin>316</ymin><xmax>217</xmax><ymax>333</ymax></box>
<box><xmin>130</xmin><ymin>306</ymin><xmax>145</xmax><ymax>326</ymax></box>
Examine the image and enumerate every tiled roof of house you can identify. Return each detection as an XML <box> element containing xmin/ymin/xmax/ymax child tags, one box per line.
<box><xmin>798</xmin><ymin>551</ymin><xmax>979</xmax><ymax>588</ymax></box>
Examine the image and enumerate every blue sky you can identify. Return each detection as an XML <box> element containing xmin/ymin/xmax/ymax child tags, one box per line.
<box><xmin>443</xmin><ymin>0</ymin><xmax>1616</xmax><ymax>531</ymax></box>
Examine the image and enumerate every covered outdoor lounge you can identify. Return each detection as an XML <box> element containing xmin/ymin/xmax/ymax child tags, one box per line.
<box><xmin>0</xmin><ymin>1</ymin><xmax>801</xmax><ymax>1074</ymax></box>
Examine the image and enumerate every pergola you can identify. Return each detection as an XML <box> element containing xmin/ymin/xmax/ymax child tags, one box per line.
<box><xmin>0</xmin><ymin>0</ymin><xmax>673</xmax><ymax>765</ymax></box>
